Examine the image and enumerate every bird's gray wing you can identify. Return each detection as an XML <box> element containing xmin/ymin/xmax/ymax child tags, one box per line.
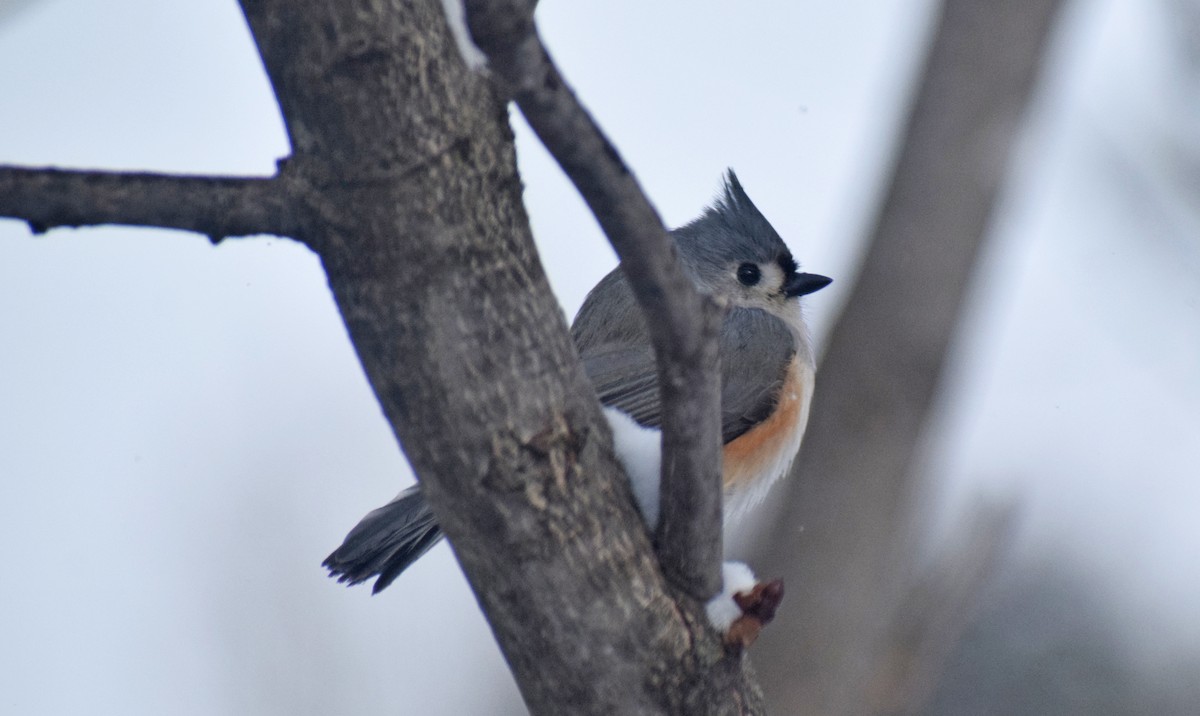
<box><xmin>578</xmin><ymin>306</ymin><xmax>796</xmax><ymax>443</ymax></box>
<box><xmin>579</xmin><ymin>341</ymin><xmax>661</xmax><ymax>426</ymax></box>
<box><xmin>714</xmin><ymin>308</ymin><xmax>796</xmax><ymax>442</ymax></box>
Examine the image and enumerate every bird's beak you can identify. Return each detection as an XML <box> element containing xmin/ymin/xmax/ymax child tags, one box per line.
<box><xmin>784</xmin><ymin>272</ymin><xmax>832</xmax><ymax>298</ymax></box>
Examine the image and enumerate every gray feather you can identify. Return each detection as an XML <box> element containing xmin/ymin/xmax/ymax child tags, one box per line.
<box><xmin>716</xmin><ymin>308</ymin><xmax>797</xmax><ymax>439</ymax></box>
<box><xmin>577</xmin><ymin>276</ymin><xmax>795</xmax><ymax>443</ymax></box>
<box><xmin>672</xmin><ymin>170</ymin><xmax>798</xmax><ymax>291</ymax></box>
<box><xmin>322</xmin><ymin>485</ymin><xmax>444</xmax><ymax>594</ymax></box>
<box><xmin>573</xmin><ymin>170</ymin><xmax>801</xmax><ymax>443</ymax></box>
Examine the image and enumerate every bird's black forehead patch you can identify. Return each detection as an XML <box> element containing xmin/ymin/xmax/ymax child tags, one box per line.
<box><xmin>777</xmin><ymin>253</ymin><xmax>798</xmax><ymax>276</ymax></box>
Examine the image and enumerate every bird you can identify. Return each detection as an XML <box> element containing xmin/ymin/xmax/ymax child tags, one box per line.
<box><xmin>323</xmin><ymin>170</ymin><xmax>831</xmax><ymax>627</ymax></box>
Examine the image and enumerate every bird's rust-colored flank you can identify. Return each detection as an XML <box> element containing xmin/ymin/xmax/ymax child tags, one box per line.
<box><xmin>721</xmin><ymin>355</ymin><xmax>806</xmax><ymax>492</ymax></box>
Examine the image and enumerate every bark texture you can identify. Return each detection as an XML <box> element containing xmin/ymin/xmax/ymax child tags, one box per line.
<box><xmin>238</xmin><ymin>1</ymin><xmax>755</xmax><ymax>711</ymax></box>
<box><xmin>0</xmin><ymin>166</ymin><xmax>300</xmax><ymax>240</ymax></box>
<box><xmin>1</xmin><ymin>0</ymin><xmax>762</xmax><ymax>713</ymax></box>
<box><xmin>464</xmin><ymin>0</ymin><xmax>725</xmax><ymax>600</ymax></box>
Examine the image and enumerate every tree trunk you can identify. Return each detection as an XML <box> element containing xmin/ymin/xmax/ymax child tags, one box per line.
<box><xmin>2</xmin><ymin>0</ymin><xmax>764</xmax><ymax>713</ymax></box>
<box><xmin>240</xmin><ymin>1</ymin><xmax>761</xmax><ymax>713</ymax></box>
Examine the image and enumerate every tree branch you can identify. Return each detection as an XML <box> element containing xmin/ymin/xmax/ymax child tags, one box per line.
<box><xmin>228</xmin><ymin>1</ymin><xmax>761</xmax><ymax>712</ymax></box>
<box><xmin>463</xmin><ymin>0</ymin><xmax>724</xmax><ymax>601</ymax></box>
<box><xmin>0</xmin><ymin>165</ymin><xmax>301</xmax><ymax>242</ymax></box>
<box><xmin>7</xmin><ymin>0</ymin><xmax>764</xmax><ymax>710</ymax></box>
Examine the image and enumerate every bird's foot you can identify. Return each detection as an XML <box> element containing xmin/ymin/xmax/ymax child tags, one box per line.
<box><xmin>705</xmin><ymin>562</ymin><xmax>785</xmax><ymax>651</ymax></box>
<box><xmin>724</xmin><ymin>578</ymin><xmax>785</xmax><ymax>651</ymax></box>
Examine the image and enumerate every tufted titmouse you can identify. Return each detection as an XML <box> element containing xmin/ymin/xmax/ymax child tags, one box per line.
<box><xmin>324</xmin><ymin>171</ymin><xmax>830</xmax><ymax>629</ymax></box>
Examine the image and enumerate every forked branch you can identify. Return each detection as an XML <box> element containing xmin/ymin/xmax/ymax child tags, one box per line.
<box><xmin>464</xmin><ymin>0</ymin><xmax>725</xmax><ymax>601</ymax></box>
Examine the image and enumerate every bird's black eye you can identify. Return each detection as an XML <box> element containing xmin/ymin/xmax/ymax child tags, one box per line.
<box><xmin>736</xmin><ymin>263</ymin><xmax>761</xmax><ymax>287</ymax></box>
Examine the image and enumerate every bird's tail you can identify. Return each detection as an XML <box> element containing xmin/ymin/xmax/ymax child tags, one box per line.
<box><xmin>323</xmin><ymin>485</ymin><xmax>444</xmax><ymax>593</ymax></box>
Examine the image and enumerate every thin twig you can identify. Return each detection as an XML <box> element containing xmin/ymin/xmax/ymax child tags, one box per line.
<box><xmin>0</xmin><ymin>165</ymin><xmax>301</xmax><ymax>243</ymax></box>
<box><xmin>463</xmin><ymin>0</ymin><xmax>724</xmax><ymax>600</ymax></box>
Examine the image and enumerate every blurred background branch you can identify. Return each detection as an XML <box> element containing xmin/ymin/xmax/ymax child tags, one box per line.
<box><xmin>750</xmin><ymin>0</ymin><xmax>1064</xmax><ymax>712</ymax></box>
